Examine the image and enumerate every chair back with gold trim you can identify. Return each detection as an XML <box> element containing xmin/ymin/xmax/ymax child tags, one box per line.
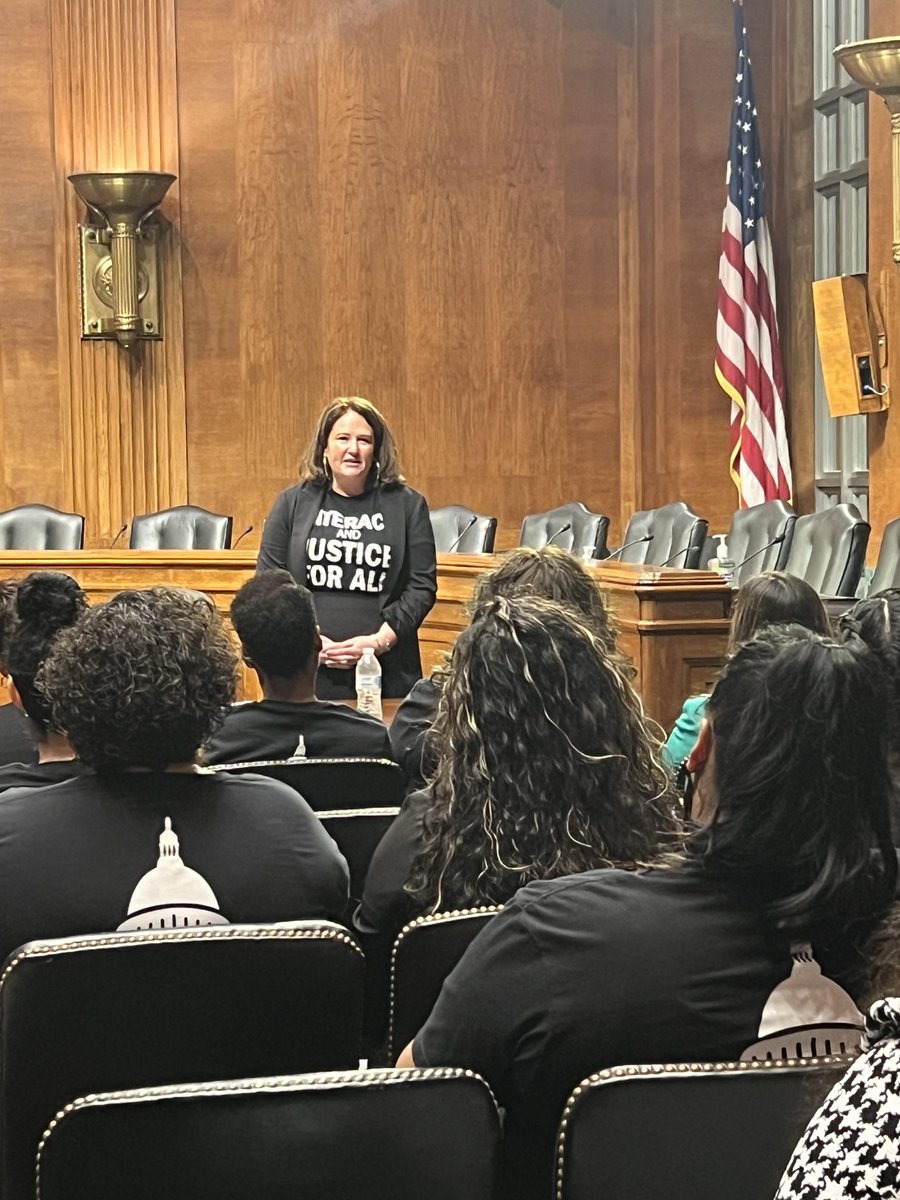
<box><xmin>389</xmin><ymin>906</ymin><xmax>503</xmax><ymax>1060</ymax></box>
<box><xmin>555</xmin><ymin>1056</ymin><xmax>855</xmax><ymax>1200</ymax></box>
<box><xmin>35</xmin><ymin>1068</ymin><xmax>501</xmax><ymax>1200</ymax></box>
<box><xmin>0</xmin><ymin>923</ymin><xmax>363</xmax><ymax>1200</ymax></box>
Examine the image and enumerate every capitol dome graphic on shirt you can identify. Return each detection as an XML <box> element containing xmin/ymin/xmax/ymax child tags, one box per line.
<box><xmin>741</xmin><ymin>943</ymin><xmax>863</xmax><ymax>1062</ymax></box>
<box><xmin>117</xmin><ymin>817</ymin><xmax>229</xmax><ymax>932</ymax></box>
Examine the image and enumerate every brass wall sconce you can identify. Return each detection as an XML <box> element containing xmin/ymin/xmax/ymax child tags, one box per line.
<box><xmin>67</xmin><ymin>171</ymin><xmax>176</xmax><ymax>348</ymax></box>
<box><xmin>834</xmin><ymin>38</ymin><xmax>900</xmax><ymax>265</ymax></box>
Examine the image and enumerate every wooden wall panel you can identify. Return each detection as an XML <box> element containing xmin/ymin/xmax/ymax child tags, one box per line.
<box><xmin>0</xmin><ymin>0</ymin><xmax>64</xmax><ymax>507</ymax></box>
<box><xmin>49</xmin><ymin>0</ymin><xmax>187</xmax><ymax>545</ymax></box>
<box><xmin>0</xmin><ymin>0</ymin><xmax>807</xmax><ymax>554</ymax></box>
<box><xmin>633</xmin><ymin>0</ymin><xmax>747</xmax><ymax>527</ymax></box>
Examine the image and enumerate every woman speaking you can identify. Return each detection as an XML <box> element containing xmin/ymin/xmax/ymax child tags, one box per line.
<box><xmin>257</xmin><ymin>397</ymin><xmax>437</xmax><ymax>700</ymax></box>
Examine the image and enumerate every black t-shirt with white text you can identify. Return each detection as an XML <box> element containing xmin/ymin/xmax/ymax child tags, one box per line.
<box><xmin>306</xmin><ymin>490</ymin><xmax>391</xmax><ymax>641</ymax></box>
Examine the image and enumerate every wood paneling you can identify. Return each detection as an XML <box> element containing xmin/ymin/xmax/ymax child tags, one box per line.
<box><xmin>49</xmin><ymin>0</ymin><xmax>187</xmax><ymax>544</ymax></box>
<box><xmin>0</xmin><ymin>0</ymin><xmax>808</xmax><ymax>552</ymax></box>
<box><xmin>0</xmin><ymin>0</ymin><xmax>63</xmax><ymax>506</ymax></box>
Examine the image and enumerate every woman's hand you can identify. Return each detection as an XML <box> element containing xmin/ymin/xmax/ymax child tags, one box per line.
<box><xmin>320</xmin><ymin>635</ymin><xmax>377</xmax><ymax>670</ymax></box>
<box><xmin>320</xmin><ymin>625</ymin><xmax>397</xmax><ymax>669</ymax></box>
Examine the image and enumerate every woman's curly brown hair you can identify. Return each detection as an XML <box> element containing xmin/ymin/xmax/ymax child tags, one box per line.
<box><xmin>469</xmin><ymin>545</ymin><xmax>630</xmax><ymax>674</ymax></box>
<box><xmin>38</xmin><ymin>588</ymin><xmax>238</xmax><ymax>771</ymax></box>
<box><xmin>405</xmin><ymin>595</ymin><xmax>678</xmax><ymax>914</ymax></box>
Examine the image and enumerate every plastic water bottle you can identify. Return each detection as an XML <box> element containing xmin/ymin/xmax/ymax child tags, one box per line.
<box><xmin>355</xmin><ymin>647</ymin><xmax>383</xmax><ymax>719</ymax></box>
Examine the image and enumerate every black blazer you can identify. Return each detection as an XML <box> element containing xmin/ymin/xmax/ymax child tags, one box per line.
<box><xmin>257</xmin><ymin>481</ymin><xmax>437</xmax><ymax>696</ymax></box>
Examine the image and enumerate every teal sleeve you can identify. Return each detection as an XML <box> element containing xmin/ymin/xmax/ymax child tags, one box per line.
<box><xmin>662</xmin><ymin>694</ymin><xmax>709</xmax><ymax>772</ymax></box>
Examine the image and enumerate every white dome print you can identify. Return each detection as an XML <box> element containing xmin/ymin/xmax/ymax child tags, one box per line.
<box><xmin>117</xmin><ymin>817</ymin><xmax>230</xmax><ymax>932</ymax></box>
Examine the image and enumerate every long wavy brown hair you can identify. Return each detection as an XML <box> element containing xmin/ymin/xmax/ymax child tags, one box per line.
<box><xmin>298</xmin><ymin>397</ymin><xmax>405</xmax><ymax>489</ymax></box>
<box><xmin>405</xmin><ymin>595</ymin><xmax>678</xmax><ymax>914</ymax></box>
<box><xmin>469</xmin><ymin>545</ymin><xmax>630</xmax><ymax>673</ymax></box>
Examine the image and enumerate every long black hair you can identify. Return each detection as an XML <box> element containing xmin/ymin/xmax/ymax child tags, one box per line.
<box><xmin>405</xmin><ymin>595</ymin><xmax>677</xmax><ymax>913</ymax></box>
<box><xmin>6</xmin><ymin>572</ymin><xmax>87</xmax><ymax>733</ymax></box>
<box><xmin>686</xmin><ymin>626</ymin><xmax>897</xmax><ymax>934</ymax></box>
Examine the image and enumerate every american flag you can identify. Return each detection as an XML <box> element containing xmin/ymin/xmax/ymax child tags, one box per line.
<box><xmin>715</xmin><ymin>1</ymin><xmax>792</xmax><ymax>507</ymax></box>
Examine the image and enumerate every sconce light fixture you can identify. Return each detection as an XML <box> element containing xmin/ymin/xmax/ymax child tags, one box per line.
<box><xmin>834</xmin><ymin>37</ymin><xmax>900</xmax><ymax>265</ymax></box>
<box><xmin>67</xmin><ymin>170</ymin><xmax>176</xmax><ymax>348</ymax></box>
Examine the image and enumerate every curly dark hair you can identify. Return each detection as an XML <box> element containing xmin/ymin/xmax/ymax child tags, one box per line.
<box><xmin>0</xmin><ymin>579</ymin><xmax>19</xmax><ymax>672</ymax></box>
<box><xmin>687</xmin><ymin>626</ymin><xmax>897</xmax><ymax>935</ymax></box>
<box><xmin>840</xmin><ymin>589</ymin><xmax>900</xmax><ymax>749</ymax></box>
<box><xmin>232</xmin><ymin>570</ymin><xmax>317</xmax><ymax>677</ymax></box>
<box><xmin>6</xmin><ymin>572</ymin><xmax>87</xmax><ymax>731</ymax></box>
<box><xmin>470</xmin><ymin>545</ymin><xmax>625</xmax><ymax>664</ymax></box>
<box><xmin>405</xmin><ymin>595</ymin><xmax>677</xmax><ymax>914</ymax></box>
<box><xmin>298</xmin><ymin>397</ymin><xmax>404</xmax><ymax>489</ymax></box>
<box><xmin>38</xmin><ymin>587</ymin><xmax>238</xmax><ymax>771</ymax></box>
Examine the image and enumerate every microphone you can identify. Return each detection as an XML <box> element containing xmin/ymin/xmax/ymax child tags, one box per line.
<box><xmin>545</xmin><ymin>522</ymin><xmax>572</xmax><ymax>547</ymax></box>
<box><xmin>447</xmin><ymin>515</ymin><xmax>478</xmax><ymax>552</ymax></box>
<box><xmin>658</xmin><ymin>543</ymin><xmax>692</xmax><ymax>568</ymax></box>
<box><xmin>730</xmin><ymin>532</ymin><xmax>786</xmax><ymax>573</ymax></box>
<box><xmin>109</xmin><ymin>523</ymin><xmax>128</xmax><ymax>549</ymax></box>
<box><xmin>605</xmin><ymin>533</ymin><xmax>654</xmax><ymax>560</ymax></box>
<box><xmin>232</xmin><ymin>525</ymin><xmax>254</xmax><ymax>549</ymax></box>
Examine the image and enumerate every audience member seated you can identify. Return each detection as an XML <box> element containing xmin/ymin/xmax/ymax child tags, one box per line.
<box><xmin>664</xmin><ymin>571</ymin><xmax>830</xmax><ymax>771</ymax></box>
<box><xmin>0</xmin><ymin>572</ymin><xmax>89</xmax><ymax>791</ymax></box>
<box><xmin>390</xmin><ymin>546</ymin><xmax>630</xmax><ymax>788</ymax></box>
<box><xmin>839</xmin><ymin>589</ymin><xmax>900</xmax><ymax>839</ymax></box>
<box><xmin>203</xmin><ymin>570</ymin><xmax>392</xmax><ymax>766</ymax></box>
<box><xmin>776</xmin><ymin>905</ymin><xmax>900</xmax><ymax>1200</ymax></box>
<box><xmin>400</xmin><ymin>627</ymin><xmax>897</xmax><ymax>1200</ymax></box>
<box><xmin>0</xmin><ymin>580</ymin><xmax>38</xmax><ymax>768</ymax></box>
<box><xmin>0</xmin><ymin>587</ymin><xmax>348</xmax><ymax>963</ymax></box>
<box><xmin>357</xmin><ymin>594</ymin><xmax>675</xmax><ymax>942</ymax></box>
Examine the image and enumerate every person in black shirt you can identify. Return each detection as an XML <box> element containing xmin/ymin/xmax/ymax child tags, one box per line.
<box><xmin>0</xmin><ymin>579</ymin><xmax>38</xmax><ymax>769</ymax></box>
<box><xmin>358</xmin><ymin>594</ymin><xmax>674</xmax><ymax>940</ymax></box>
<box><xmin>389</xmin><ymin>545</ymin><xmax>633</xmax><ymax>788</ymax></box>
<box><xmin>0</xmin><ymin>587</ymin><xmax>347</xmax><ymax>964</ymax></box>
<box><xmin>257</xmin><ymin>397</ymin><xmax>436</xmax><ymax>699</ymax></box>
<box><xmin>204</xmin><ymin>570</ymin><xmax>393</xmax><ymax>766</ymax></box>
<box><xmin>400</xmin><ymin>628</ymin><xmax>898</xmax><ymax>1200</ymax></box>
<box><xmin>0</xmin><ymin>571</ymin><xmax>89</xmax><ymax>792</ymax></box>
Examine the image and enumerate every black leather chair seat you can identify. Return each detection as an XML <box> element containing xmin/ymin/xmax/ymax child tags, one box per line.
<box><xmin>389</xmin><ymin>906</ymin><xmax>503</xmax><ymax>1060</ymax></box>
<box><xmin>0</xmin><ymin>923</ymin><xmax>364</xmax><ymax>1200</ymax></box>
<box><xmin>0</xmin><ymin>504</ymin><xmax>84</xmax><ymax>551</ymax></box>
<box><xmin>36</xmin><ymin>1068</ymin><xmax>501</xmax><ymax>1200</ymax></box>
<box><xmin>617</xmin><ymin>502</ymin><xmax>708</xmax><ymax>569</ymax></box>
<box><xmin>129</xmin><ymin>505</ymin><xmax>233</xmax><ymax>550</ymax></box>
<box><xmin>779</xmin><ymin>503</ymin><xmax>870</xmax><ymax>597</ymax></box>
<box><xmin>430</xmin><ymin>505</ymin><xmax>497</xmax><ymax>554</ymax></box>
<box><xmin>556</xmin><ymin>1056</ymin><xmax>854</xmax><ymax>1200</ymax></box>
<box><xmin>210</xmin><ymin>757</ymin><xmax>406</xmax><ymax>811</ymax></box>
<box><xmin>519</xmin><ymin>503</ymin><xmax>610</xmax><ymax>559</ymax></box>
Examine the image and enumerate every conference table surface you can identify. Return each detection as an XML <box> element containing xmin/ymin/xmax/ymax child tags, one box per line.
<box><xmin>0</xmin><ymin>550</ymin><xmax>733</xmax><ymax>730</ymax></box>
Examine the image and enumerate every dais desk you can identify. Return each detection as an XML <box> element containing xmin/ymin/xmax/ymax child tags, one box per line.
<box><xmin>0</xmin><ymin>552</ymin><xmax>732</xmax><ymax>728</ymax></box>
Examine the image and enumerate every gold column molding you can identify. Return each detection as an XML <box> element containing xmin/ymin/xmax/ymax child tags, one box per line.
<box><xmin>835</xmin><ymin>37</ymin><xmax>900</xmax><ymax>265</ymax></box>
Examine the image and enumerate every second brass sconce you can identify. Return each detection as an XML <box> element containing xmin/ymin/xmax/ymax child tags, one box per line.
<box><xmin>68</xmin><ymin>170</ymin><xmax>176</xmax><ymax>348</ymax></box>
<box><xmin>835</xmin><ymin>38</ymin><xmax>900</xmax><ymax>265</ymax></box>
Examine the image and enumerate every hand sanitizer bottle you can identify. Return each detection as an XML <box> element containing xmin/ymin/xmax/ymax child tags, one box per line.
<box><xmin>709</xmin><ymin>534</ymin><xmax>735</xmax><ymax>583</ymax></box>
